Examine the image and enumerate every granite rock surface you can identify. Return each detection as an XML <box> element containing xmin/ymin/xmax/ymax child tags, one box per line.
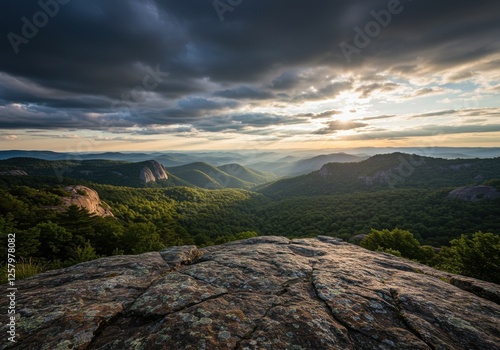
<box><xmin>1</xmin><ymin>236</ymin><xmax>499</xmax><ymax>350</ymax></box>
<box><xmin>61</xmin><ymin>185</ymin><xmax>114</xmax><ymax>217</ymax></box>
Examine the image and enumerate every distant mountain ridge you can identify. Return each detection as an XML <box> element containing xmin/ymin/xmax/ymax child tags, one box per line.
<box><xmin>0</xmin><ymin>158</ymin><xmax>177</xmax><ymax>188</ymax></box>
<box><xmin>2</xmin><ymin>152</ymin><xmax>500</xmax><ymax>193</ymax></box>
<box><xmin>0</xmin><ymin>158</ymin><xmax>275</xmax><ymax>189</ymax></box>
<box><xmin>2</xmin><ymin>148</ymin><xmax>500</xmax><ymax>176</ymax></box>
<box><xmin>258</xmin><ymin>153</ymin><xmax>500</xmax><ymax>197</ymax></box>
<box><xmin>165</xmin><ymin>162</ymin><xmax>276</xmax><ymax>189</ymax></box>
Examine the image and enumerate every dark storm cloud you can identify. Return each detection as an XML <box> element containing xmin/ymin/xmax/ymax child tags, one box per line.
<box><xmin>177</xmin><ymin>97</ymin><xmax>239</xmax><ymax>110</ymax></box>
<box><xmin>192</xmin><ymin>113</ymin><xmax>305</xmax><ymax>133</ymax></box>
<box><xmin>213</xmin><ymin>86</ymin><xmax>274</xmax><ymax>100</ymax></box>
<box><xmin>0</xmin><ymin>0</ymin><xmax>499</xmax><ymax>132</ymax></box>
<box><xmin>270</xmin><ymin>71</ymin><xmax>302</xmax><ymax>90</ymax></box>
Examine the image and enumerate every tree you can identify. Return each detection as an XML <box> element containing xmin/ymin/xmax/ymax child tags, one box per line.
<box><xmin>90</xmin><ymin>217</ymin><xmax>124</xmax><ymax>255</ymax></box>
<box><xmin>361</xmin><ymin>228</ymin><xmax>425</xmax><ymax>261</ymax></box>
<box><xmin>122</xmin><ymin>222</ymin><xmax>165</xmax><ymax>254</ymax></box>
<box><xmin>235</xmin><ymin>231</ymin><xmax>258</xmax><ymax>240</ymax></box>
<box><xmin>69</xmin><ymin>241</ymin><xmax>99</xmax><ymax>264</ymax></box>
<box><xmin>33</xmin><ymin>221</ymin><xmax>72</xmax><ymax>260</ymax></box>
<box><xmin>58</xmin><ymin>205</ymin><xmax>95</xmax><ymax>237</ymax></box>
<box><xmin>435</xmin><ymin>232</ymin><xmax>500</xmax><ymax>284</ymax></box>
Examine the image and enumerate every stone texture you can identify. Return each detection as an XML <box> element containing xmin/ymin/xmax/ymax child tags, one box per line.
<box><xmin>61</xmin><ymin>185</ymin><xmax>114</xmax><ymax>217</ymax></box>
<box><xmin>448</xmin><ymin>185</ymin><xmax>500</xmax><ymax>201</ymax></box>
<box><xmin>0</xmin><ymin>170</ymin><xmax>27</xmax><ymax>176</ymax></box>
<box><xmin>1</xmin><ymin>237</ymin><xmax>499</xmax><ymax>350</ymax></box>
<box><xmin>139</xmin><ymin>160</ymin><xmax>168</xmax><ymax>184</ymax></box>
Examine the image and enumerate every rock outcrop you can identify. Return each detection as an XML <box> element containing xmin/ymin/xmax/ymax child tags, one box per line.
<box><xmin>0</xmin><ymin>170</ymin><xmax>27</xmax><ymax>176</ymax></box>
<box><xmin>448</xmin><ymin>185</ymin><xmax>500</xmax><ymax>201</ymax></box>
<box><xmin>61</xmin><ymin>185</ymin><xmax>114</xmax><ymax>217</ymax></box>
<box><xmin>2</xmin><ymin>236</ymin><xmax>499</xmax><ymax>349</ymax></box>
<box><xmin>139</xmin><ymin>160</ymin><xmax>168</xmax><ymax>184</ymax></box>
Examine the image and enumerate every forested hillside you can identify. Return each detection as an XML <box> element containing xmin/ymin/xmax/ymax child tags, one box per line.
<box><xmin>0</xmin><ymin>158</ymin><xmax>275</xmax><ymax>189</ymax></box>
<box><xmin>167</xmin><ymin>162</ymin><xmax>275</xmax><ymax>189</ymax></box>
<box><xmin>259</xmin><ymin>153</ymin><xmax>500</xmax><ymax>197</ymax></box>
<box><xmin>1</xmin><ymin>153</ymin><xmax>499</xmax><ymax>283</ymax></box>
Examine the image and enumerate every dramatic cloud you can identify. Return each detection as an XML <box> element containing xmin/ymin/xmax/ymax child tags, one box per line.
<box><xmin>344</xmin><ymin>123</ymin><xmax>500</xmax><ymax>141</ymax></box>
<box><xmin>314</xmin><ymin>120</ymin><xmax>368</xmax><ymax>135</ymax></box>
<box><xmin>0</xmin><ymin>0</ymin><xmax>499</xmax><ymax>150</ymax></box>
<box><xmin>213</xmin><ymin>86</ymin><xmax>274</xmax><ymax>100</ymax></box>
<box><xmin>356</xmin><ymin>83</ymin><xmax>400</xmax><ymax>99</ymax></box>
<box><xmin>361</xmin><ymin>115</ymin><xmax>396</xmax><ymax>121</ymax></box>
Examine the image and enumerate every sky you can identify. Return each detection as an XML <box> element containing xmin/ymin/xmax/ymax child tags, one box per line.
<box><xmin>0</xmin><ymin>0</ymin><xmax>499</xmax><ymax>152</ymax></box>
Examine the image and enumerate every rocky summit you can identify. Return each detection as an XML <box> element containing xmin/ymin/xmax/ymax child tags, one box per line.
<box><xmin>2</xmin><ymin>237</ymin><xmax>499</xmax><ymax>350</ymax></box>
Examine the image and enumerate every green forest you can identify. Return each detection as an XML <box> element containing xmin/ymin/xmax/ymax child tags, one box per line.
<box><xmin>1</xmin><ymin>156</ymin><xmax>500</xmax><ymax>284</ymax></box>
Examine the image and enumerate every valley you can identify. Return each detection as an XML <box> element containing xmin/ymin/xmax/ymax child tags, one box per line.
<box><xmin>0</xmin><ymin>152</ymin><xmax>500</xmax><ymax>286</ymax></box>
<box><xmin>1</xmin><ymin>151</ymin><xmax>499</xmax><ymax>284</ymax></box>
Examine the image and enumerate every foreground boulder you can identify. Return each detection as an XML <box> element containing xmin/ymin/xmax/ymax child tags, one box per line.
<box><xmin>1</xmin><ymin>236</ymin><xmax>499</xmax><ymax>349</ymax></box>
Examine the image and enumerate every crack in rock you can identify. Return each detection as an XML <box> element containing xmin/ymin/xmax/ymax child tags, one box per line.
<box><xmin>6</xmin><ymin>236</ymin><xmax>500</xmax><ymax>350</ymax></box>
<box><xmin>232</xmin><ymin>300</ymin><xmax>280</xmax><ymax>350</ymax></box>
<box><xmin>309</xmin><ymin>269</ymin><xmax>373</xmax><ymax>347</ymax></box>
<box><xmin>86</xmin><ymin>269</ymin><xmax>171</xmax><ymax>349</ymax></box>
<box><xmin>389</xmin><ymin>289</ymin><xmax>436</xmax><ymax>350</ymax></box>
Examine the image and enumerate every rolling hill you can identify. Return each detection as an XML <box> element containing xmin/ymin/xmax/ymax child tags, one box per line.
<box><xmin>0</xmin><ymin>158</ymin><xmax>185</xmax><ymax>187</ymax></box>
<box><xmin>0</xmin><ymin>158</ymin><xmax>275</xmax><ymax>189</ymax></box>
<box><xmin>283</xmin><ymin>152</ymin><xmax>365</xmax><ymax>176</ymax></box>
<box><xmin>258</xmin><ymin>153</ymin><xmax>500</xmax><ymax>197</ymax></box>
<box><xmin>167</xmin><ymin>162</ymin><xmax>276</xmax><ymax>189</ymax></box>
<box><xmin>217</xmin><ymin>163</ymin><xmax>276</xmax><ymax>184</ymax></box>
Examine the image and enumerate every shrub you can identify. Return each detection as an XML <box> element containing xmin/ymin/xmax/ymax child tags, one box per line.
<box><xmin>361</xmin><ymin>228</ymin><xmax>424</xmax><ymax>261</ymax></box>
<box><xmin>435</xmin><ymin>232</ymin><xmax>500</xmax><ymax>284</ymax></box>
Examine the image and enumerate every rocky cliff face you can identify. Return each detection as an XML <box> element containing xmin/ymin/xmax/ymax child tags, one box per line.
<box><xmin>139</xmin><ymin>160</ymin><xmax>168</xmax><ymax>183</ymax></box>
<box><xmin>448</xmin><ymin>185</ymin><xmax>500</xmax><ymax>201</ymax></box>
<box><xmin>0</xmin><ymin>170</ymin><xmax>27</xmax><ymax>176</ymax></box>
<box><xmin>2</xmin><ymin>236</ymin><xmax>499</xmax><ymax>350</ymax></box>
<box><xmin>61</xmin><ymin>185</ymin><xmax>114</xmax><ymax>217</ymax></box>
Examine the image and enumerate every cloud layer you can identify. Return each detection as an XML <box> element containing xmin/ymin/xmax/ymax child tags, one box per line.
<box><xmin>0</xmin><ymin>0</ymin><xmax>499</xmax><ymax>149</ymax></box>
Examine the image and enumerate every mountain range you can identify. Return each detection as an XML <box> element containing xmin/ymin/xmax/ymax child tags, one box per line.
<box><xmin>258</xmin><ymin>153</ymin><xmax>500</xmax><ymax>197</ymax></box>
<box><xmin>2</xmin><ymin>152</ymin><xmax>500</xmax><ymax>195</ymax></box>
<box><xmin>0</xmin><ymin>158</ymin><xmax>276</xmax><ymax>189</ymax></box>
<box><xmin>258</xmin><ymin>153</ymin><xmax>500</xmax><ymax>196</ymax></box>
<box><xmin>2</xmin><ymin>147</ymin><xmax>500</xmax><ymax>176</ymax></box>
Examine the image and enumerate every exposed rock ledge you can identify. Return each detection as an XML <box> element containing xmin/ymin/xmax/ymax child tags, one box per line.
<box><xmin>448</xmin><ymin>185</ymin><xmax>500</xmax><ymax>201</ymax></box>
<box><xmin>1</xmin><ymin>237</ymin><xmax>499</xmax><ymax>350</ymax></box>
<box><xmin>0</xmin><ymin>170</ymin><xmax>27</xmax><ymax>176</ymax></box>
<box><xmin>61</xmin><ymin>185</ymin><xmax>114</xmax><ymax>217</ymax></box>
<box><xmin>139</xmin><ymin>160</ymin><xmax>168</xmax><ymax>184</ymax></box>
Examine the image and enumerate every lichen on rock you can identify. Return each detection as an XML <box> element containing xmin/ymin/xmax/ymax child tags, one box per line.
<box><xmin>1</xmin><ymin>237</ymin><xmax>499</xmax><ymax>349</ymax></box>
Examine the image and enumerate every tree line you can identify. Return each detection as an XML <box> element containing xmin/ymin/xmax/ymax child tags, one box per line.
<box><xmin>0</xmin><ymin>176</ymin><xmax>499</xmax><ymax>283</ymax></box>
